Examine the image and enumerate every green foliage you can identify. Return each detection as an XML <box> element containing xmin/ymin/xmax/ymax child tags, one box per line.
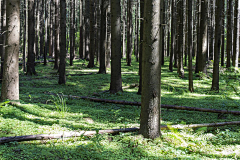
<box><xmin>0</xmin><ymin>58</ymin><xmax>239</xmax><ymax>159</ymax></box>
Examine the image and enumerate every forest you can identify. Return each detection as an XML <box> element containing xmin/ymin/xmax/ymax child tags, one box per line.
<box><xmin>0</xmin><ymin>0</ymin><xmax>240</xmax><ymax>159</ymax></box>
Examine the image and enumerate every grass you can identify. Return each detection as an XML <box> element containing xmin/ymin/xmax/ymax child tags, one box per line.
<box><xmin>0</xmin><ymin>56</ymin><xmax>239</xmax><ymax>159</ymax></box>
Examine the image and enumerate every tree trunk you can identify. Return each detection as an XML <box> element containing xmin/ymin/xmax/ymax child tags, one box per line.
<box><xmin>105</xmin><ymin>4</ymin><xmax>111</xmax><ymax>68</ymax></box>
<box><xmin>169</xmin><ymin>0</ymin><xmax>175</xmax><ymax>72</ymax></box>
<box><xmin>188</xmin><ymin>0</ymin><xmax>193</xmax><ymax>92</ymax></box>
<box><xmin>70</xmin><ymin>0</ymin><xmax>75</xmax><ymax>66</ymax></box>
<box><xmin>0</xmin><ymin>0</ymin><xmax>6</xmax><ymax>82</ymax></box>
<box><xmin>98</xmin><ymin>0</ymin><xmax>107</xmax><ymax>74</ymax></box>
<box><xmin>140</xmin><ymin>0</ymin><xmax>162</xmax><ymax>139</ymax></box>
<box><xmin>109</xmin><ymin>0</ymin><xmax>122</xmax><ymax>93</ymax></box>
<box><xmin>122</xmin><ymin>0</ymin><xmax>126</xmax><ymax>59</ymax></box>
<box><xmin>232</xmin><ymin>0</ymin><xmax>238</xmax><ymax>68</ymax></box>
<box><xmin>27</xmin><ymin>0</ymin><xmax>37</xmax><ymax>75</ymax></box>
<box><xmin>126</xmin><ymin>0</ymin><xmax>132</xmax><ymax>66</ymax></box>
<box><xmin>79</xmin><ymin>0</ymin><xmax>84</xmax><ymax>59</ymax></box>
<box><xmin>177</xmin><ymin>0</ymin><xmax>184</xmax><ymax>78</ymax></box>
<box><xmin>211</xmin><ymin>0</ymin><xmax>223</xmax><ymax>91</ymax></box>
<box><xmin>22</xmin><ymin>0</ymin><xmax>27</xmax><ymax>72</ymax></box>
<box><xmin>137</xmin><ymin>0</ymin><xmax>144</xmax><ymax>95</ymax></box>
<box><xmin>198</xmin><ymin>0</ymin><xmax>208</xmax><ymax>74</ymax></box>
<box><xmin>1</xmin><ymin>0</ymin><xmax>20</xmax><ymax>101</ymax></box>
<box><xmin>39</xmin><ymin>0</ymin><xmax>44</xmax><ymax>61</ymax></box>
<box><xmin>221</xmin><ymin>1</ymin><xmax>225</xmax><ymax>67</ymax></box>
<box><xmin>134</xmin><ymin>0</ymin><xmax>139</xmax><ymax>62</ymax></box>
<box><xmin>161</xmin><ymin>1</ymin><xmax>165</xmax><ymax>66</ymax></box>
<box><xmin>84</xmin><ymin>0</ymin><xmax>90</xmax><ymax>60</ymax></box>
<box><xmin>226</xmin><ymin>0</ymin><xmax>233</xmax><ymax>68</ymax></box>
<box><xmin>54</xmin><ymin>0</ymin><xmax>60</xmax><ymax>70</ymax></box>
<box><xmin>87</xmin><ymin>0</ymin><xmax>95</xmax><ymax>68</ymax></box>
<box><xmin>44</xmin><ymin>1</ymin><xmax>48</xmax><ymax>66</ymax></box>
<box><xmin>59</xmin><ymin>0</ymin><xmax>66</xmax><ymax>84</ymax></box>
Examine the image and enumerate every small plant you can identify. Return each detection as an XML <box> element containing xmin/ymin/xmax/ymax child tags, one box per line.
<box><xmin>48</xmin><ymin>93</ymin><xmax>69</xmax><ymax>117</ymax></box>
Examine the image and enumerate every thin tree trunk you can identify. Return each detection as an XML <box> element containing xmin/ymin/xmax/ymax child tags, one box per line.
<box><xmin>122</xmin><ymin>0</ymin><xmax>126</xmax><ymax>59</ymax></box>
<box><xmin>70</xmin><ymin>0</ymin><xmax>75</xmax><ymax>66</ymax></box>
<box><xmin>54</xmin><ymin>0</ymin><xmax>60</xmax><ymax>70</ymax></box>
<box><xmin>126</xmin><ymin>0</ymin><xmax>132</xmax><ymax>66</ymax></box>
<box><xmin>226</xmin><ymin>0</ymin><xmax>233</xmax><ymax>68</ymax></box>
<box><xmin>221</xmin><ymin>2</ymin><xmax>225</xmax><ymax>67</ymax></box>
<box><xmin>79</xmin><ymin>0</ymin><xmax>84</xmax><ymax>59</ymax></box>
<box><xmin>84</xmin><ymin>0</ymin><xmax>90</xmax><ymax>60</ymax></box>
<box><xmin>59</xmin><ymin>0</ymin><xmax>66</xmax><ymax>84</ymax></box>
<box><xmin>0</xmin><ymin>0</ymin><xmax>6</xmax><ymax>82</ymax></box>
<box><xmin>188</xmin><ymin>0</ymin><xmax>193</xmax><ymax>92</ymax></box>
<box><xmin>232</xmin><ymin>0</ymin><xmax>238</xmax><ymax>68</ymax></box>
<box><xmin>169</xmin><ymin>0</ymin><xmax>175</xmax><ymax>72</ymax></box>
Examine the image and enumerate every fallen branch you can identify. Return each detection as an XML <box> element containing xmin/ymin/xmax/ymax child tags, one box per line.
<box><xmin>45</xmin><ymin>92</ymin><xmax>240</xmax><ymax>115</ymax></box>
<box><xmin>1</xmin><ymin>121</ymin><xmax>240</xmax><ymax>144</ymax></box>
<box><xmin>122</xmin><ymin>83</ymin><xmax>139</xmax><ymax>89</ymax></box>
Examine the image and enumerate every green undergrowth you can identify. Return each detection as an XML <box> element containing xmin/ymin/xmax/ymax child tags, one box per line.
<box><xmin>0</xmin><ymin>57</ymin><xmax>239</xmax><ymax>159</ymax></box>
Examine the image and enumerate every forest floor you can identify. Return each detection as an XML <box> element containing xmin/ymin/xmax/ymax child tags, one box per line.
<box><xmin>0</xmin><ymin>57</ymin><xmax>239</xmax><ymax>159</ymax></box>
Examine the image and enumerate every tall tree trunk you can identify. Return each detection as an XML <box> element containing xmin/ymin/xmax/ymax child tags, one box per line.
<box><xmin>59</xmin><ymin>0</ymin><xmax>66</xmax><ymax>84</ymax></box>
<box><xmin>98</xmin><ymin>0</ymin><xmax>107</xmax><ymax>74</ymax></box>
<box><xmin>70</xmin><ymin>0</ymin><xmax>75</xmax><ymax>66</ymax></box>
<box><xmin>79</xmin><ymin>0</ymin><xmax>84</xmax><ymax>59</ymax></box>
<box><xmin>87</xmin><ymin>0</ymin><xmax>95</xmax><ymax>68</ymax></box>
<box><xmin>0</xmin><ymin>0</ymin><xmax>6</xmax><ymax>82</ymax></box>
<box><xmin>188</xmin><ymin>0</ymin><xmax>193</xmax><ymax>92</ymax></box>
<box><xmin>127</xmin><ymin>0</ymin><xmax>133</xmax><ymax>66</ymax></box>
<box><xmin>1</xmin><ymin>0</ymin><xmax>20</xmax><ymax>101</ymax></box>
<box><xmin>44</xmin><ymin>1</ymin><xmax>48</xmax><ymax>65</ymax></box>
<box><xmin>169</xmin><ymin>0</ymin><xmax>175</xmax><ymax>72</ymax></box>
<box><xmin>211</xmin><ymin>0</ymin><xmax>223</xmax><ymax>91</ymax></box>
<box><xmin>177</xmin><ymin>0</ymin><xmax>184</xmax><ymax>78</ymax></box>
<box><xmin>198</xmin><ymin>0</ymin><xmax>208</xmax><ymax>74</ymax></box>
<box><xmin>140</xmin><ymin>0</ymin><xmax>162</xmax><ymax>139</ymax></box>
<box><xmin>109</xmin><ymin>0</ymin><xmax>122</xmax><ymax>93</ymax></box>
<box><xmin>84</xmin><ymin>0</ymin><xmax>90</xmax><ymax>60</ymax></box>
<box><xmin>40</xmin><ymin>0</ymin><xmax>44</xmax><ymax>60</ymax></box>
<box><xmin>49</xmin><ymin>0</ymin><xmax>53</xmax><ymax>57</ymax></box>
<box><xmin>137</xmin><ymin>0</ymin><xmax>144</xmax><ymax>95</ymax></box>
<box><xmin>122</xmin><ymin>0</ymin><xmax>126</xmax><ymax>59</ymax></box>
<box><xmin>226</xmin><ymin>0</ymin><xmax>233</xmax><ymax>68</ymax></box>
<box><xmin>22</xmin><ymin>0</ymin><xmax>27</xmax><ymax>72</ymax></box>
<box><xmin>195</xmin><ymin>0</ymin><xmax>200</xmax><ymax>74</ymax></box>
<box><xmin>161</xmin><ymin>1</ymin><xmax>165</xmax><ymax>66</ymax></box>
<box><xmin>54</xmin><ymin>0</ymin><xmax>60</xmax><ymax>70</ymax></box>
<box><xmin>27</xmin><ymin>0</ymin><xmax>37</xmax><ymax>75</ymax></box>
<box><xmin>105</xmin><ymin>4</ymin><xmax>111</xmax><ymax>68</ymax></box>
<box><xmin>221</xmin><ymin>1</ymin><xmax>225</xmax><ymax>67</ymax></box>
<box><xmin>134</xmin><ymin>0</ymin><xmax>139</xmax><ymax>62</ymax></box>
<box><xmin>233</xmin><ymin>0</ymin><xmax>238</xmax><ymax>68</ymax></box>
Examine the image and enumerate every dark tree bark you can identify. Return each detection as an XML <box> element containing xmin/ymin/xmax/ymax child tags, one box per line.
<box><xmin>54</xmin><ymin>0</ymin><xmax>60</xmax><ymax>70</ymax></box>
<box><xmin>177</xmin><ymin>0</ymin><xmax>184</xmax><ymax>78</ymax></box>
<box><xmin>137</xmin><ymin>0</ymin><xmax>144</xmax><ymax>95</ymax></box>
<box><xmin>232</xmin><ymin>0</ymin><xmax>238</xmax><ymax>68</ymax></box>
<box><xmin>79</xmin><ymin>0</ymin><xmax>84</xmax><ymax>59</ymax></box>
<box><xmin>161</xmin><ymin>1</ymin><xmax>165</xmax><ymax>66</ymax></box>
<box><xmin>49</xmin><ymin>0</ymin><xmax>53</xmax><ymax>57</ymax></box>
<box><xmin>211</xmin><ymin>0</ymin><xmax>224</xmax><ymax>91</ymax></box>
<box><xmin>109</xmin><ymin>0</ymin><xmax>122</xmax><ymax>93</ymax></box>
<box><xmin>122</xmin><ymin>0</ymin><xmax>126</xmax><ymax>59</ymax></box>
<box><xmin>195</xmin><ymin>0</ymin><xmax>200</xmax><ymax>74</ymax></box>
<box><xmin>221</xmin><ymin>1</ymin><xmax>225</xmax><ymax>67</ymax></box>
<box><xmin>22</xmin><ymin>0</ymin><xmax>27</xmax><ymax>72</ymax></box>
<box><xmin>1</xmin><ymin>0</ymin><xmax>20</xmax><ymax>101</ymax></box>
<box><xmin>198</xmin><ymin>0</ymin><xmax>208</xmax><ymax>74</ymax></box>
<box><xmin>105</xmin><ymin>3</ymin><xmax>111</xmax><ymax>68</ymax></box>
<box><xmin>39</xmin><ymin>0</ymin><xmax>44</xmax><ymax>61</ymax></box>
<box><xmin>134</xmin><ymin>0</ymin><xmax>139</xmax><ymax>62</ymax></box>
<box><xmin>84</xmin><ymin>0</ymin><xmax>90</xmax><ymax>60</ymax></box>
<box><xmin>87</xmin><ymin>0</ymin><xmax>95</xmax><ymax>68</ymax></box>
<box><xmin>226</xmin><ymin>0</ymin><xmax>233</xmax><ymax>68</ymax></box>
<box><xmin>70</xmin><ymin>0</ymin><xmax>75</xmax><ymax>66</ymax></box>
<box><xmin>169</xmin><ymin>0</ymin><xmax>175</xmax><ymax>72</ymax></box>
<box><xmin>27</xmin><ymin>0</ymin><xmax>37</xmax><ymax>75</ymax></box>
<box><xmin>44</xmin><ymin>0</ymin><xmax>48</xmax><ymax>66</ymax></box>
<box><xmin>140</xmin><ymin>0</ymin><xmax>162</xmax><ymax>139</ymax></box>
<box><xmin>59</xmin><ymin>0</ymin><xmax>66</xmax><ymax>84</ymax></box>
<box><xmin>126</xmin><ymin>0</ymin><xmax>133</xmax><ymax>66</ymax></box>
<box><xmin>188</xmin><ymin>0</ymin><xmax>193</xmax><ymax>92</ymax></box>
<box><xmin>98</xmin><ymin>0</ymin><xmax>107</xmax><ymax>74</ymax></box>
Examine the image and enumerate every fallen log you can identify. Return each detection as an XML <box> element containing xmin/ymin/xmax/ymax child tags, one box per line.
<box><xmin>45</xmin><ymin>92</ymin><xmax>240</xmax><ymax>115</ymax></box>
<box><xmin>1</xmin><ymin>121</ymin><xmax>240</xmax><ymax>144</ymax></box>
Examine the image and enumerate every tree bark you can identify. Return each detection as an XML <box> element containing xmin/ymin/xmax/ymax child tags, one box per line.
<box><xmin>109</xmin><ymin>0</ymin><xmax>122</xmax><ymax>93</ymax></box>
<box><xmin>169</xmin><ymin>0</ymin><xmax>175</xmax><ymax>72</ymax></box>
<box><xmin>79</xmin><ymin>0</ymin><xmax>84</xmax><ymax>59</ymax></box>
<box><xmin>122</xmin><ymin>0</ymin><xmax>126</xmax><ymax>59</ymax></box>
<box><xmin>221</xmin><ymin>1</ymin><xmax>226</xmax><ymax>67</ymax></box>
<box><xmin>54</xmin><ymin>0</ymin><xmax>60</xmax><ymax>70</ymax></box>
<box><xmin>84</xmin><ymin>0</ymin><xmax>90</xmax><ymax>60</ymax></box>
<box><xmin>58</xmin><ymin>0</ymin><xmax>66</xmax><ymax>84</ymax></box>
<box><xmin>177</xmin><ymin>0</ymin><xmax>184</xmax><ymax>78</ymax></box>
<box><xmin>1</xmin><ymin>0</ymin><xmax>20</xmax><ymax>101</ymax></box>
<box><xmin>198</xmin><ymin>0</ymin><xmax>208</xmax><ymax>74</ymax></box>
<box><xmin>140</xmin><ymin>0</ymin><xmax>162</xmax><ymax>139</ymax></box>
<box><xmin>70</xmin><ymin>0</ymin><xmax>75</xmax><ymax>66</ymax></box>
<box><xmin>27</xmin><ymin>0</ymin><xmax>37</xmax><ymax>75</ymax></box>
<box><xmin>211</xmin><ymin>0</ymin><xmax>224</xmax><ymax>91</ymax></box>
<box><xmin>126</xmin><ymin>0</ymin><xmax>133</xmax><ymax>66</ymax></box>
<box><xmin>87</xmin><ymin>0</ymin><xmax>95</xmax><ymax>68</ymax></box>
<box><xmin>0</xmin><ymin>0</ymin><xmax>6</xmax><ymax>82</ymax></box>
<box><xmin>98</xmin><ymin>0</ymin><xmax>107</xmax><ymax>74</ymax></box>
<box><xmin>137</xmin><ymin>0</ymin><xmax>144</xmax><ymax>95</ymax></box>
<box><xmin>226</xmin><ymin>0</ymin><xmax>233</xmax><ymax>68</ymax></box>
<box><xmin>232</xmin><ymin>0</ymin><xmax>238</xmax><ymax>68</ymax></box>
<box><xmin>188</xmin><ymin>0</ymin><xmax>193</xmax><ymax>92</ymax></box>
